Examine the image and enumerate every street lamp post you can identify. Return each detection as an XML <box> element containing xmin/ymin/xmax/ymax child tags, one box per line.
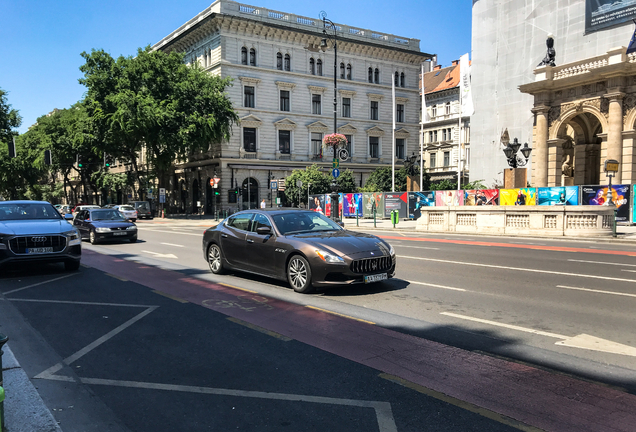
<box><xmin>320</xmin><ymin>11</ymin><xmax>341</xmax><ymax>221</ymax></box>
<box><xmin>502</xmin><ymin>138</ymin><xmax>532</xmax><ymax>189</ymax></box>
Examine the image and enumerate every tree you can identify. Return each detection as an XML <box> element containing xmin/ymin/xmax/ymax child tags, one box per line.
<box><xmin>79</xmin><ymin>46</ymin><xmax>239</xmax><ymax>199</ymax></box>
<box><xmin>336</xmin><ymin>169</ymin><xmax>357</xmax><ymax>194</ymax></box>
<box><xmin>430</xmin><ymin>179</ymin><xmax>457</xmax><ymax>191</ymax></box>
<box><xmin>463</xmin><ymin>179</ymin><xmax>487</xmax><ymax>190</ymax></box>
<box><xmin>284</xmin><ymin>165</ymin><xmax>331</xmax><ymax>207</ymax></box>
<box><xmin>0</xmin><ymin>88</ymin><xmax>21</xmax><ymax>147</ymax></box>
<box><xmin>362</xmin><ymin>166</ymin><xmax>430</xmax><ymax>192</ymax></box>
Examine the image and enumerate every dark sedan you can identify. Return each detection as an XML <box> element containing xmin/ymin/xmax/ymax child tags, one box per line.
<box><xmin>202</xmin><ymin>208</ymin><xmax>396</xmax><ymax>293</ymax></box>
<box><xmin>0</xmin><ymin>200</ymin><xmax>81</xmax><ymax>271</ymax></box>
<box><xmin>73</xmin><ymin>208</ymin><xmax>138</xmax><ymax>244</ymax></box>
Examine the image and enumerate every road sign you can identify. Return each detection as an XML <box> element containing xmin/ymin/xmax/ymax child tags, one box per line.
<box><xmin>270</xmin><ymin>180</ymin><xmax>278</xmax><ymax>190</ymax></box>
<box><xmin>278</xmin><ymin>179</ymin><xmax>286</xmax><ymax>191</ymax></box>
<box><xmin>333</xmin><ymin>158</ymin><xmax>339</xmax><ymax>169</ymax></box>
<box><xmin>332</xmin><ymin>168</ymin><xmax>340</xmax><ymax>178</ymax></box>
<box><xmin>159</xmin><ymin>188</ymin><xmax>166</xmax><ymax>196</ymax></box>
<box><xmin>338</xmin><ymin>148</ymin><xmax>349</xmax><ymax>161</ymax></box>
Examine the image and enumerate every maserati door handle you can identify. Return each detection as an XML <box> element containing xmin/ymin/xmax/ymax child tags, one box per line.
<box><xmin>246</xmin><ymin>239</ymin><xmax>254</xmax><ymax>243</ymax></box>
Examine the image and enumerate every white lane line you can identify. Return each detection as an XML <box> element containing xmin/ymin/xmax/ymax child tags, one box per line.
<box><xmin>556</xmin><ymin>285</ymin><xmax>636</xmax><ymax>298</ymax></box>
<box><xmin>36</xmin><ymin>306</ymin><xmax>158</xmax><ymax>379</ymax></box>
<box><xmin>161</xmin><ymin>242</ymin><xmax>185</xmax><ymax>248</ymax></box>
<box><xmin>141</xmin><ymin>250</ymin><xmax>178</xmax><ymax>259</ymax></box>
<box><xmin>441</xmin><ymin>312</ymin><xmax>565</xmax><ymax>338</ymax></box>
<box><xmin>398</xmin><ymin>255</ymin><xmax>636</xmax><ymax>284</ymax></box>
<box><xmin>136</xmin><ymin>228</ymin><xmax>201</xmax><ymax>236</ymax></box>
<box><xmin>393</xmin><ymin>245</ymin><xmax>440</xmax><ymax>250</ymax></box>
<box><xmin>408</xmin><ymin>281</ymin><xmax>466</xmax><ymax>292</ymax></box>
<box><xmin>9</xmin><ymin>298</ymin><xmax>156</xmax><ymax>307</ymax></box>
<box><xmin>568</xmin><ymin>259</ymin><xmax>636</xmax><ymax>267</ymax></box>
<box><xmin>40</xmin><ymin>377</ymin><xmax>398</xmax><ymax>432</ymax></box>
<box><xmin>622</xmin><ymin>270</ymin><xmax>636</xmax><ymax>273</ymax></box>
<box><xmin>3</xmin><ymin>273</ymin><xmax>77</xmax><ymax>295</ymax></box>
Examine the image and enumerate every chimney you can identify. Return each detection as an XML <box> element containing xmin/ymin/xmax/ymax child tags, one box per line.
<box><xmin>451</xmin><ymin>60</ymin><xmax>459</xmax><ymax>66</ymax></box>
<box><xmin>433</xmin><ymin>65</ymin><xmax>442</xmax><ymax>70</ymax></box>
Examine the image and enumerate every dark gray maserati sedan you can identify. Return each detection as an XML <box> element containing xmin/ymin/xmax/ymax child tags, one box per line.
<box><xmin>202</xmin><ymin>208</ymin><xmax>396</xmax><ymax>293</ymax></box>
<box><xmin>0</xmin><ymin>200</ymin><xmax>81</xmax><ymax>271</ymax></box>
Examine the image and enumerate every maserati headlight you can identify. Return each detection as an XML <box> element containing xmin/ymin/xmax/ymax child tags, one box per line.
<box><xmin>315</xmin><ymin>249</ymin><xmax>345</xmax><ymax>264</ymax></box>
<box><xmin>388</xmin><ymin>243</ymin><xmax>395</xmax><ymax>256</ymax></box>
<box><xmin>126</xmin><ymin>226</ymin><xmax>137</xmax><ymax>231</ymax></box>
<box><xmin>63</xmin><ymin>229</ymin><xmax>81</xmax><ymax>246</ymax></box>
<box><xmin>95</xmin><ymin>227</ymin><xmax>111</xmax><ymax>233</ymax></box>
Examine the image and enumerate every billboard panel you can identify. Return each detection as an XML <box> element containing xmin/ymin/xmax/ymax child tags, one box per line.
<box><xmin>581</xmin><ymin>184</ymin><xmax>630</xmax><ymax>221</ymax></box>
<box><xmin>362</xmin><ymin>193</ymin><xmax>384</xmax><ymax>218</ymax></box>
<box><xmin>309</xmin><ymin>194</ymin><xmax>325</xmax><ymax>214</ymax></box>
<box><xmin>435</xmin><ymin>190</ymin><xmax>465</xmax><ymax>206</ymax></box>
<box><xmin>383</xmin><ymin>193</ymin><xmax>408</xmax><ymax>218</ymax></box>
<box><xmin>408</xmin><ymin>191</ymin><xmax>436</xmax><ymax>219</ymax></box>
<box><xmin>500</xmin><ymin>188</ymin><xmax>537</xmax><ymax>206</ymax></box>
<box><xmin>537</xmin><ymin>187</ymin><xmax>579</xmax><ymax>206</ymax></box>
<box><xmin>464</xmin><ymin>189</ymin><xmax>499</xmax><ymax>206</ymax></box>
<box><xmin>585</xmin><ymin>0</ymin><xmax>636</xmax><ymax>34</ymax></box>
<box><xmin>342</xmin><ymin>193</ymin><xmax>362</xmax><ymax>217</ymax></box>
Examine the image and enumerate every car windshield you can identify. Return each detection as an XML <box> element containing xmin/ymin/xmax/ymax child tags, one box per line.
<box><xmin>0</xmin><ymin>203</ymin><xmax>62</xmax><ymax>221</ymax></box>
<box><xmin>272</xmin><ymin>212</ymin><xmax>343</xmax><ymax>235</ymax></box>
<box><xmin>135</xmin><ymin>202</ymin><xmax>150</xmax><ymax>210</ymax></box>
<box><xmin>91</xmin><ymin>209</ymin><xmax>127</xmax><ymax>221</ymax></box>
<box><xmin>119</xmin><ymin>206</ymin><xmax>134</xmax><ymax>211</ymax></box>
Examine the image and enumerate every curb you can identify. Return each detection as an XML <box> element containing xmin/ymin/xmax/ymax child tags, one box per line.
<box><xmin>2</xmin><ymin>344</ymin><xmax>62</xmax><ymax>432</ymax></box>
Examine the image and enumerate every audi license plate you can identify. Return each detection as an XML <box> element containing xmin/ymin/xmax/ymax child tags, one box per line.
<box><xmin>364</xmin><ymin>273</ymin><xmax>387</xmax><ymax>284</ymax></box>
<box><xmin>27</xmin><ymin>247</ymin><xmax>53</xmax><ymax>254</ymax></box>
<box><xmin>113</xmin><ymin>232</ymin><xmax>127</xmax><ymax>236</ymax></box>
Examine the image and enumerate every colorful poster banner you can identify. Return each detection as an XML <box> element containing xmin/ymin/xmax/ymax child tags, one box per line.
<box><xmin>537</xmin><ymin>187</ymin><xmax>579</xmax><ymax>206</ymax></box>
<box><xmin>408</xmin><ymin>191</ymin><xmax>436</xmax><ymax>219</ymax></box>
<box><xmin>325</xmin><ymin>194</ymin><xmax>343</xmax><ymax>217</ymax></box>
<box><xmin>383</xmin><ymin>193</ymin><xmax>408</xmax><ymax>218</ymax></box>
<box><xmin>342</xmin><ymin>193</ymin><xmax>362</xmax><ymax>217</ymax></box>
<box><xmin>308</xmin><ymin>194</ymin><xmax>325</xmax><ymax>214</ymax></box>
<box><xmin>585</xmin><ymin>0</ymin><xmax>636</xmax><ymax>34</ymax></box>
<box><xmin>362</xmin><ymin>193</ymin><xmax>384</xmax><ymax>218</ymax></box>
<box><xmin>581</xmin><ymin>184</ymin><xmax>630</xmax><ymax>221</ymax></box>
<box><xmin>464</xmin><ymin>189</ymin><xmax>499</xmax><ymax>206</ymax></box>
<box><xmin>435</xmin><ymin>190</ymin><xmax>465</xmax><ymax>206</ymax></box>
<box><xmin>500</xmin><ymin>188</ymin><xmax>537</xmax><ymax>206</ymax></box>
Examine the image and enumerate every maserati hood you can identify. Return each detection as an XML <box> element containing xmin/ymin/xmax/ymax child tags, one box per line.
<box><xmin>291</xmin><ymin>230</ymin><xmax>390</xmax><ymax>257</ymax></box>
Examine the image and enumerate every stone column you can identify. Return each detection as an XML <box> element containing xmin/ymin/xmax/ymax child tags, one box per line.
<box><xmin>606</xmin><ymin>92</ymin><xmax>624</xmax><ymax>184</ymax></box>
<box><xmin>532</xmin><ymin>106</ymin><xmax>550</xmax><ymax>187</ymax></box>
<box><xmin>547</xmin><ymin>138</ymin><xmax>565</xmax><ymax>187</ymax></box>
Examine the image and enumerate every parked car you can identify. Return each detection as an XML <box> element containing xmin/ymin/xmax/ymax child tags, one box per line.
<box><xmin>129</xmin><ymin>201</ymin><xmax>153</xmax><ymax>219</ymax></box>
<box><xmin>113</xmin><ymin>205</ymin><xmax>137</xmax><ymax>222</ymax></box>
<box><xmin>73</xmin><ymin>208</ymin><xmax>138</xmax><ymax>244</ymax></box>
<box><xmin>58</xmin><ymin>205</ymin><xmax>72</xmax><ymax>215</ymax></box>
<box><xmin>0</xmin><ymin>200</ymin><xmax>82</xmax><ymax>271</ymax></box>
<box><xmin>202</xmin><ymin>208</ymin><xmax>396</xmax><ymax>293</ymax></box>
<box><xmin>73</xmin><ymin>205</ymin><xmax>100</xmax><ymax>216</ymax></box>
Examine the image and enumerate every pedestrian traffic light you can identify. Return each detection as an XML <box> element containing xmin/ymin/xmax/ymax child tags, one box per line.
<box><xmin>77</xmin><ymin>155</ymin><xmax>84</xmax><ymax>168</ymax></box>
<box><xmin>214</xmin><ymin>190</ymin><xmax>220</xmax><ymax>196</ymax></box>
<box><xmin>104</xmin><ymin>153</ymin><xmax>113</xmax><ymax>168</ymax></box>
<box><xmin>44</xmin><ymin>150</ymin><xmax>52</xmax><ymax>165</ymax></box>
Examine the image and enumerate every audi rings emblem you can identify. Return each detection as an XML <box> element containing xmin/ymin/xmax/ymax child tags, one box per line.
<box><xmin>31</xmin><ymin>236</ymin><xmax>47</xmax><ymax>243</ymax></box>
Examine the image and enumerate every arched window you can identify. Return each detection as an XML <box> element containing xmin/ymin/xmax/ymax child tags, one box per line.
<box><xmin>249</xmin><ymin>48</ymin><xmax>256</xmax><ymax>66</ymax></box>
<box><xmin>374</xmin><ymin>68</ymin><xmax>380</xmax><ymax>84</ymax></box>
<box><xmin>241</xmin><ymin>47</ymin><xmax>247</xmax><ymax>65</ymax></box>
<box><xmin>368</xmin><ymin>67</ymin><xmax>373</xmax><ymax>83</ymax></box>
<box><xmin>346</xmin><ymin>64</ymin><xmax>352</xmax><ymax>80</ymax></box>
<box><xmin>276</xmin><ymin>52</ymin><xmax>283</xmax><ymax>70</ymax></box>
<box><xmin>309</xmin><ymin>58</ymin><xmax>315</xmax><ymax>75</ymax></box>
<box><xmin>400</xmin><ymin>72</ymin><xmax>405</xmax><ymax>87</ymax></box>
<box><xmin>340</xmin><ymin>62</ymin><xmax>345</xmax><ymax>79</ymax></box>
<box><xmin>284</xmin><ymin>54</ymin><xmax>291</xmax><ymax>71</ymax></box>
<box><xmin>394</xmin><ymin>72</ymin><xmax>399</xmax><ymax>86</ymax></box>
<box><xmin>317</xmin><ymin>59</ymin><xmax>323</xmax><ymax>76</ymax></box>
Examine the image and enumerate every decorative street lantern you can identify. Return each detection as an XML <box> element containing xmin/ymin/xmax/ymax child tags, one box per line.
<box><xmin>503</xmin><ymin>138</ymin><xmax>532</xmax><ymax>168</ymax></box>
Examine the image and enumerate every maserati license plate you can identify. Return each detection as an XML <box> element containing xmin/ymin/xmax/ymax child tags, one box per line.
<box><xmin>364</xmin><ymin>273</ymin><xmax>387</xmax><ymax>284</ymax></box>
<box><xmin>27</xmin><ymin>247</ymin><xmax>53</xmax><ymax>254</ymax></box>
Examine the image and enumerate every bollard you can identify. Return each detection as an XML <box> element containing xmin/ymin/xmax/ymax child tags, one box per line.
<box><xmin>613</xmin><ymin>208</ymin><xmax>618</xmax><ymax>238</ymax></box>
<box><xmin>0</xmin><ymin>333</ymin><xmax>8</xmax><ymax>432</ymax></box>
<box><xmin>356</xmin><ymin>210</ymin><xmax>359</xmax><ymax>226</ymax></box>
<box><xmin>215</xmin><ymin>210</ymin><xmax>218</xmax><ymax>222</ymax></box>
<box><xmin>373</xmin><ymin>208</ymin><xmax>376</xmax><ymax>228</ymax></box>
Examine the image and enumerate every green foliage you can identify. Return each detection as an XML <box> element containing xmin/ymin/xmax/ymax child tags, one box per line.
<box><xmin>463</xmin><ymin>179</ymin><xmax>487</xmax><ymax>190</ymax></box>
<box><xmin>0</xmin><ymin>88</ymin><xmax>21</xmax><ymax>146</ymax></box>
<box><xmin>79</xmin><ymin>46</ymin><xmax>239</xmax><ymax>188</ymax></box>
<box><xmin>25</xmin><ymin>183</ymin><xmax>64</xmax><ymax>202</ymax></box>
<box><xmin>92</xmin><ymin>171</ymin><xmax>130</xmax><ymax>191</ymax></box>
<box><xmin>284</xmin><ymin>165</ymin><xmax>331</xmax><ymax>207</ymax></box>
<box><xmin>336</xmin><ymin>169</ymin><xmax>357</xmax><ymax>194</ymax></box>
<box><xmin>362</xmin><ymin>166</ymin><xmax>430</xmax><ymax>192</ymax></box>
<box><xmin>430</xmin><ymin>179</ymin><xmax>457</xmax><ymax>191</ymax></box>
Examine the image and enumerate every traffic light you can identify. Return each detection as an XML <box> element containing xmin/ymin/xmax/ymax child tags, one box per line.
<box><xmin>77</xmin><ymin>154</ymin><xmax>84</xmax><ymax>168</ymax></box>
<box><xmin>44</xmin><ymin>150</ymin><xmax>52</xmax><ymax>165</ymax></box>
<box><xmin>104</xmin><ymin>153</ymin><xmax>113</xmax><ymax>168</ymax></box>
<box><xmin>214</xmin><ymin>190</ymin><xmax>220</xmax><ymax>196</ymax></box>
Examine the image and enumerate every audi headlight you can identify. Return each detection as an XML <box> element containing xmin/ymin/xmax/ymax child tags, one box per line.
<box><xmin>126</xmin><ymin>226</ymin><xmax>137</xmax><ymax>231</ymax></box>
<box><xmin>0</xmin><ymin>235</ymin><xmax>7</xmax><ymax>250</ymax></box>
<box><xmin>315</xmin><ymin>249</ymin><xmax>346</xmax><ymax>264</ymax></box>
<box><xmin>95</xmin><ymin>227</ymin><xmax>111</xmax><ymax>233</ymax></box>
<box><xmin>63</xmin><ymin>229</ymin><xmax>81</xmax><ymax>246</ymax></box>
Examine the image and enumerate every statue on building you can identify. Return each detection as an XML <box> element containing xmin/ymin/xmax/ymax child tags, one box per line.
<box><xmin>537</xmin><ymin>34</ymin><xmax>556</xmax><ymax>67</ymax></box>
<box><xmin>561</xmin><ymin>153</ymin><xmax>574</xmax><ymax>178</ymax></box>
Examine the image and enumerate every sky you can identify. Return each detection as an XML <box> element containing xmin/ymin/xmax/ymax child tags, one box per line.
<box><xmin>2</xmin><ymin>0</ymin><xmax>471</xmax><ymax>133</ymax></box>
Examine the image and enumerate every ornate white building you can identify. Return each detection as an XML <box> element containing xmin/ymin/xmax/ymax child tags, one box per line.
<box><xmin>153</xmin><ymin>0</ymin><xmax>433</xmax><ymax>213</ymax></box>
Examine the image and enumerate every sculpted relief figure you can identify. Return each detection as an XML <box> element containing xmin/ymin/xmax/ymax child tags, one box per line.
<box><xmin>561</xmin><ymin>154</ymin><xmax>574</xmax><ymax>177</ymax></box>
<box><xmin>537</xmin><ymin>34</ymin><xmax>556</xmax><ymax>67</ymax></box>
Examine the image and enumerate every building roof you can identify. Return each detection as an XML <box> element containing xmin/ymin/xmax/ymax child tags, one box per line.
<box><xmin>423</xmin><ymin>63</ymin><xmax>460</xmax><ymax>94</ymax></box>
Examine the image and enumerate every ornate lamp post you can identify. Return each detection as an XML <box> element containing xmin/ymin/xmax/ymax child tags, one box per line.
<box><xmin>502</xmin><ymin>137</ymin><xmax>532</xmax><ymax>189</ymax></box>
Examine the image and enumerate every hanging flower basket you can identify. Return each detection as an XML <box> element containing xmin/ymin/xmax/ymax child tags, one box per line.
<box><xmin>322</xmin><ymin>133</ymin><xmax>348</xmax><ymax>151</ymax></box>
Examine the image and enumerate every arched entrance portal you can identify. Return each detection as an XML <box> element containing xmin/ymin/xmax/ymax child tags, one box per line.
<box><xmin>554</xmin><ymin>112</ymin><xmax>602</xmax><ymax>186</ymax></box>
<box><xmin>192</xmin><ymin>179</ymin><xmax>200</xmax><ymax>214</ymax></box>
<box><xmin>241</xmin><ymin>177</ymin><xmax>258</xmax><ymax>210</ymax></box>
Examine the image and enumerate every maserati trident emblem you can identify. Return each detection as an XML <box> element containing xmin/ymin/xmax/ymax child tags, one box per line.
<box><xmin>31</xmin><ymin>236</ymin><xmax>47</xmax><ymax>243</ymax></box>
<box><xmin>371</xmin><ymin>261</ymin><xmax>378</xmax><ymax>271</ymax></box>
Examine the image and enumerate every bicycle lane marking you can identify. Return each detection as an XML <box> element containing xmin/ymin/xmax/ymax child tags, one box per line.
<box><xmin>378</xmin><ymin>235</ymin><xmax>636</xmax><ymax>257</ymax></box>
<box><xmin>81</xmin><ymin>249</ymin><xmax>636</xmax><ymax>432</ymax></box>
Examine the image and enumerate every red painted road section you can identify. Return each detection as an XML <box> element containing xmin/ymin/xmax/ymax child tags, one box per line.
<box><xmin>84</xmin><ymin>250</ymin><xmax>636</xmax><ymax>432</ymax></box>
<box><xmin>378</xmin><ymin>234</ymin><xmax>636</xmax><ymax>257</ymax></box>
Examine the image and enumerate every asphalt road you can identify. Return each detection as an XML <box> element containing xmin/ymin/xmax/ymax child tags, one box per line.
<box><xmin>2</xmin><ymin>219</ymin><xmax>636</xmax><ymax>431</ymax></box>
